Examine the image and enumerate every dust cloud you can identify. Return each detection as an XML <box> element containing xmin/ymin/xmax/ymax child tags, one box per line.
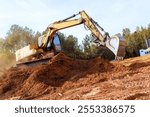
<box><xmin>0</xmin><ymin>53</ymin><xmax>15</xmax><ymax>77</ymax></box>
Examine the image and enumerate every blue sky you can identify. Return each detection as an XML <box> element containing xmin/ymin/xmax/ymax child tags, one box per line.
<box><xmin>0</xmin><ymin>0</ymin><xmax>150</xmax><ymax>43</ymax></box>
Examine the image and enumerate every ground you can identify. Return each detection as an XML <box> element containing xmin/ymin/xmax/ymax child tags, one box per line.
<box><xmin>0</xmin><ymin>52</ymin><xmax>150</xmax><ymax>100</ymax></box>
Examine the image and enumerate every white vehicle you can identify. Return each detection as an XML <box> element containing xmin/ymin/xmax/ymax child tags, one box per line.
<box><xmin>139</xmin><ymin>38</ymin><xmax>150</xmax><ymax>56</ymax></box>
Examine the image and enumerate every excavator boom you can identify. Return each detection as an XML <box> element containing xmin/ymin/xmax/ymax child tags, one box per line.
<box><xmin>42</xmin><ymin>11</ymin><xmax>105</xmax><ymax>49</ymax></box>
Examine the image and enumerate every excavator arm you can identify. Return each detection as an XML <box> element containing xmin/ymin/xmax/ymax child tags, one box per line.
<box><xmin>40</xmin><ymin>10</ymin><xmax>120</xmax><ymax>56</ymax></box>
<box><xmin>42</xmin><ymin>18</ymin><xmax>83</xmax><ymax>49</ymax></box>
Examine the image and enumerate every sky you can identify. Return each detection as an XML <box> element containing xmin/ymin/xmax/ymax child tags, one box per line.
<box><xmin>0</xmin><ymin>0</ymin><xmax>150</xmax><ymax>43</ymax></box>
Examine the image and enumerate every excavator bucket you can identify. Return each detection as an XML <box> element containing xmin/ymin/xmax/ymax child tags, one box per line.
<box><xmin>105</xmin><ymin>35</ymin><xmax>126</xmax><ymax>59</ymax></box>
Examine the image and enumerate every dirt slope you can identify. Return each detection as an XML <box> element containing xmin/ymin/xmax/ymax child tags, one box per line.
<box><xmin>0</xmin><ymin>52</ymin><xmax>150</xmax><ymax>100</ymax></box>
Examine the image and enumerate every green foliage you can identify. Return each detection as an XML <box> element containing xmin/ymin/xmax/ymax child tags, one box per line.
<box><xmin>3</xmin><ymin>24</ymin><xmax>41</xmax><ymax>53</ymax></box>
<box><xmin>58</xmin><ymin>32</ymin><xmax>83</xmax><ymax>58</ymax></box>
<box><xmin>0</xmin><ymin>40</ymin><xmax>15</xmax><ymax>67</ymax></box>
<box><xmin>122</xmin><ymin>28</ymin><xmax>130</xmax><ymax>37</ymax></box>
<box><xmin>82</xmin><ymin>35</ymin><xmax>97</xmax><ymax>58</ymax></box>
<box><xmin>82</xmin><ymin>34</ymin><xmax>115</xmax><ymax>60</ymax></box>
<box><xmin>123</xmin><ymin>26</ymin><xmax>150</xmax><ymax>57</ymax></box>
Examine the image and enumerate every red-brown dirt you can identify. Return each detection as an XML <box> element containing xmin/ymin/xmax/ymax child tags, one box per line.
<box><xmin>0</xmin><ymin>52</ymin><xmax>150</xmax><ymax>100</ymax></box>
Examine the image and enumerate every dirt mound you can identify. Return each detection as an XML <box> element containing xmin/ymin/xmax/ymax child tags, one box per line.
<box><xmin>0</xmin><ymin>52</ymin><xmax>114</xmax><ymax>99</ymax></box>
<box><xmin>0</xmin><ymin>53</ymin><xmax>150</xmax><ymax>100</ymax></box>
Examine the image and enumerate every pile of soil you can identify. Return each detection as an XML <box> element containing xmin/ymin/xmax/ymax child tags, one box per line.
<box><xmin>0</xmin><ymin>52</ymin><xmax>150</xmax><ymax>100</ymax></box>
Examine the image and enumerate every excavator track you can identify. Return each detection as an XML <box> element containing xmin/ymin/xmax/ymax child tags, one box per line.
<box><xmin>16</xmin><ymin>57</ymin><xmax>52</xmax><ymax>67</ymax></box>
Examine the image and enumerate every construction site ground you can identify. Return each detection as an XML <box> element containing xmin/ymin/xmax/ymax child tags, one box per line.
<box><xmin>0</xmin><ymin>52</ymin><xmax>150</xmax><ymax>100</ymax></box>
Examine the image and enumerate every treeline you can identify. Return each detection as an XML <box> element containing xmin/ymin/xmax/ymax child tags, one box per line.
<box><xmin>1</xmin><ymin>24</ymin><xmax>150</xmax><ymax>63</ymax></box>
<box><xmin>123</xmin><ymin>25</ymin><xmax>150</xmax><ymax>58</ymax></box>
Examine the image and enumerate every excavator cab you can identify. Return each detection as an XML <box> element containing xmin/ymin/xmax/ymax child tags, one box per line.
<box><xmin>52</xmin><ymin>34</ymin><xmax>62</xmax><ymax>52</ymax></box>
<box><xmin>38</xmin><ymin>33</ymin><xmax>62</xmax><ymax>52</ymax></box>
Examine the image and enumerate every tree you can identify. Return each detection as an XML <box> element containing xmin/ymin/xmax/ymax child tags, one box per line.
<box><xmin>82</xmin><ymin>35</ymin><xmax>102</xmax><ymax>59</ymax></box>
<box><xmin>82</xmin><ymin>35</ymin><xmax>92</xmax><ymax>55</ymax></box>
<box><xmin>61</xmin><ymin>34</ymin><xmax>81</xmax><ymax>57</ymax></box>
<box><xmin>123</xmin><ymin>26</ymin><xmax>150</xmax><ymax>57</ymax></box>
<box><xmin>122</xmin><ymin>28</ymin><xmax>130</xmax><ymax>37</ymax></box>
<box><xmin>4</xmin><ymin>24</ymin><xmax>41</xmax><ymax>53</ymax></box>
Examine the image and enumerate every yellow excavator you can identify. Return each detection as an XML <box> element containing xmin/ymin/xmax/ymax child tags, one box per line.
<box><xmin>15</xmin><ymin>10</ymin><xmax>125</xmax><ymax>66</ymax></box>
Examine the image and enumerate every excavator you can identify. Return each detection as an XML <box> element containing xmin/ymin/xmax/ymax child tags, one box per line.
<box><xmin>15</xmin><ymin>10</ymin><xmax>126</xmax><ymax>66</ymax></box>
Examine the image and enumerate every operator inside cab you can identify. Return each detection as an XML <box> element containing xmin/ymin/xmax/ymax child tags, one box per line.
<box><xmin>38</xmin><ymin>33</ymin><xmax>62</xmax><ymax>53</ymax></box>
